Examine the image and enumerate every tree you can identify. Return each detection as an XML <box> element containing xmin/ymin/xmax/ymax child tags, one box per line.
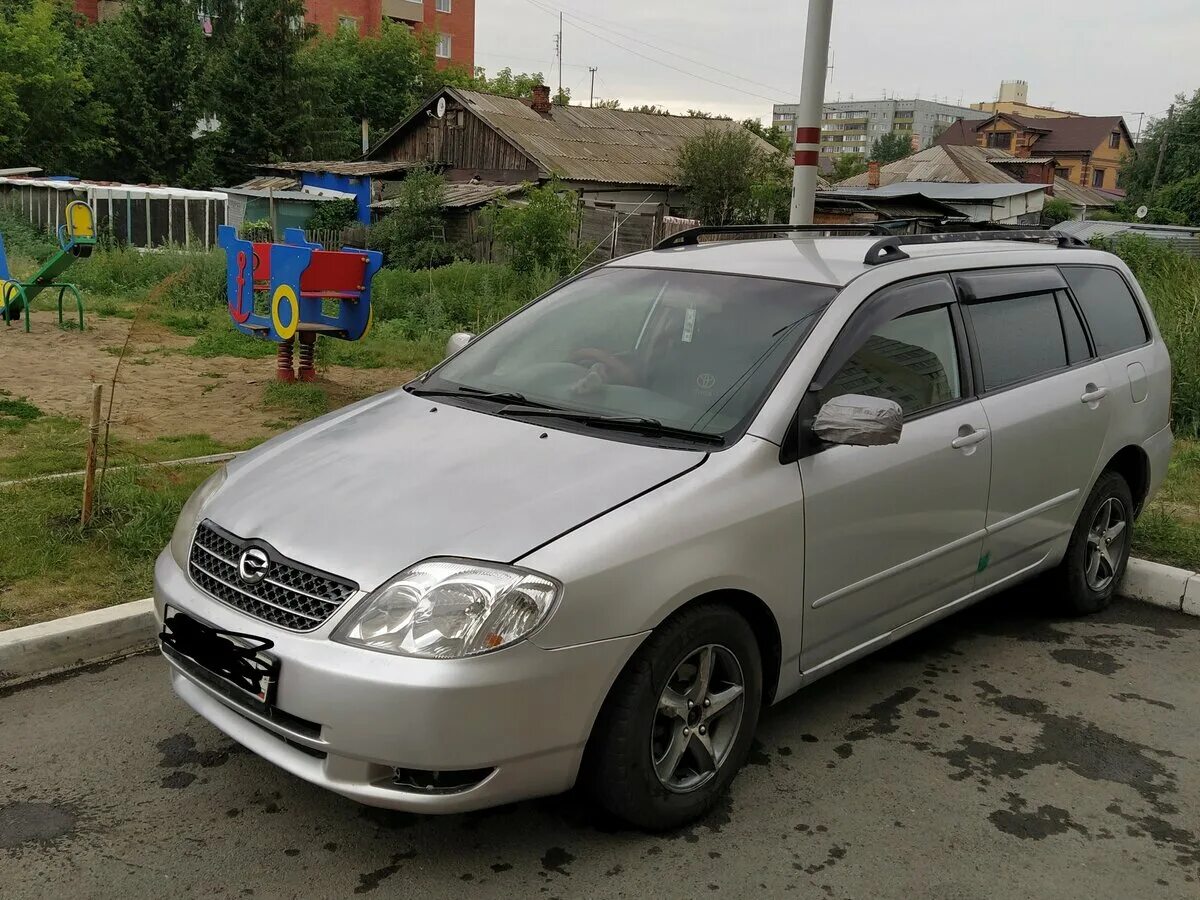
<box><xmin>1041</xmin><ymin>196</ymin><xmax>1074</xmax><ymax>226</ymax></box>
<box><xmin>368</xmin><ymin>166</ymin><xmax>464</xmax><ymax>269</ymax></box>
<box><xmin>489</xmin><ymin>179</ymin><xmax>580</xmax><ymax>274</ymax></box>
<box><xmin>85</xmin><ymin>0</ymin><xmax>206</xmax><ymax>184</ymax></box>
<box><xmin>207</xmin><ymin>0</ymin><xmax>312</xmax><ymax>183</ymax></box>
<box><xmin>1121</xmin><ymin>90</ymin><xmax>1200</xmax><ymax>203</ymax></box>
<box><xmin>628</xmin><ymin>104</ymin><xmax>671</xmax><ymax>116</ymax></box>
<box><xmin>0</xmin><ymin>1</ymin><xmax>112</xmax><ymax>173</ymax></box>
<box><xmin>676</xmin><ymin>126</ymin><xmax>789</xmax><ymax>226</ymax></box>
<box><xmin>870</xmin><ymin>132</ymin><xmax>914</xmax><ymax>164</ymax></box>
<box><xmin>593</xmin><ymin>98</ymin><xmax>622</xmax><ymax>110</ymax></box>
<box><xmin>741</xmin><ymin>118</ymin><xmax>793</xmax><ymax>155</ymax></box>
<box><xmin>469</xmin><ymin>67</ymin><xmax>547</xmax><ymax>99</ymax></box>
<box><xmin>686</xmin><ymin>109</ymin><xmax>732</xmax><ymax>121</ymax></box>
<box><xmin>830</xmin><ymin>153</ymin><xmax>868</xmax><ymax>183</ymax></box>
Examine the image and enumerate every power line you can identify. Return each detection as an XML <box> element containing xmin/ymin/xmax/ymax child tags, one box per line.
<box><xmin>518</xmin><ymin>0</ymin><xmax>789</xmax><ymax>104</ymax></box>
<box><xmin>525</xmin><ymin>0</ymin><xmax>797</xmax><ymax>100</ymax></box>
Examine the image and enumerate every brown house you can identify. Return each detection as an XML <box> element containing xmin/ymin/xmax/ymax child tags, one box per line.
<box><xmin>936</xmin><ymin>113</ymin><xmax>1134</xmax><ymax>193</ymax></box>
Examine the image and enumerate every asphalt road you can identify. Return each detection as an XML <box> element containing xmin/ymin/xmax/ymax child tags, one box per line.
<box><xmin>2</xmin><ymin>593</ymin><xmax>1197</xmax><ymax>899</ymax></box>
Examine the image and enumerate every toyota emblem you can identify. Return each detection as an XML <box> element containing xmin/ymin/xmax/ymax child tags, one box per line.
<box><xmin>237</xmin><ymin>548</ymin><xmax>270</xmax><ymax>584</ymax></box>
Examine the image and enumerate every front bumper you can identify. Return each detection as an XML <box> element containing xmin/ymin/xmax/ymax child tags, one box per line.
<box><xmin>153</xmin><ymin>550</ymin><xmax>645</xmax><ymax>813</ymax></box>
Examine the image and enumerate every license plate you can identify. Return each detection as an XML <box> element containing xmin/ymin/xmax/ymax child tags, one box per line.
<box><xmin>161</xmin><ymin>606</ymin><xmax>279</xmax><ymax>707</ymax></box>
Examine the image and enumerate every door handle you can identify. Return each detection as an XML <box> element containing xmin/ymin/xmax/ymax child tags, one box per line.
<box><xmin>951</xmin><ymin>428</ymin><xmax>989</xmax><ymax>450</ymax></box>
<box><xmin>1080</xmin><ymin>386</ymin><xmax>1109</xmax><ymax>404</ymax></box>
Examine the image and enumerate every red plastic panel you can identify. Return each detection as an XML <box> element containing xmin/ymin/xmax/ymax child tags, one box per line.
<box><xmin>300</xmin><ymin>250</ymin><xmax>368</xmax><ymax>294</ymax></box>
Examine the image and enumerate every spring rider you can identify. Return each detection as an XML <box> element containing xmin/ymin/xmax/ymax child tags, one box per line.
<box><xmin>218</xmin><ymin>225</ymin><xmax>383</xmax><ymax>382</ymax></box>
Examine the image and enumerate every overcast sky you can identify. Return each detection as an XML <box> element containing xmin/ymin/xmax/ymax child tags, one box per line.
<box><xmin>475</xmin><ymin>0</ymin><xmax>1200</xmax><ymax>131</ymax></box>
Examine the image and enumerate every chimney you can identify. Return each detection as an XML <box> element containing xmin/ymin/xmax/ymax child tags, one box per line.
<box><xmin>867</xmin><ymin>160</ymin><xmax>880</xmax><ymax>189</ymax></box>
<box><xmin>530</xmin><ymin>84</ymin><xmax>552</xmax><ymax>115</ymax></box>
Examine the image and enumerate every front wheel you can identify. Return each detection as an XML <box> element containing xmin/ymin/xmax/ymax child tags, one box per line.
<box><xmin>583</xmin><ymin>603</ymin><xmax>762</xmax><ymax>830</ymax></box>
<box><xmin>1052</xmin><ymin>470</ymin><xmax>1134</xmax><ymax>615</ymax></box>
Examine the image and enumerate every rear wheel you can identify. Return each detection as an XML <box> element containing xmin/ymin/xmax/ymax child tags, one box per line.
<box><xmin>584</xmin><ymin>603</ymin><xmax>762</xmax><ymax>830</ymax></box>
<box><xmin>1053</xmin><ymin>470</ymin><xmax>1133</xmax><ymax>615</ymax></box>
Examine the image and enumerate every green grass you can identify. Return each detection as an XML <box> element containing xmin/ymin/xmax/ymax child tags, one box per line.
<box><xmin>0</xmin><ymin>464</ymin><xmax>217</xmax><ymax>629</ymax></box>
<box><xmin>187</xmin><ymin>317</ymin><xmax>277</xmax><ymax>358</ymax></box>
<box><xmin>262</xmin><ymin>381</ymin><xmax>330</xmax><ymax>421</ymax></box>
<box><xmin>1133</xmin><ymin>438</ymin><xmax>1200</xmax><ymax>570</ymax></box>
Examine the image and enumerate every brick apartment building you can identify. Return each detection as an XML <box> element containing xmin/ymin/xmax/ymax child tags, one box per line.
<box><xmin>74</xmin><ymin>1</ymin><xmax>474</xmax><ymax>70</ymax></box>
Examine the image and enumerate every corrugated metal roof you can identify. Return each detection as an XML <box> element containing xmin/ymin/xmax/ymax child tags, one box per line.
<box><xmin>987</xmin><ymin>156</ymin><xmax>1055</xmax><ymax>164</ymax></box>
<box><xmin>236</xmin><ymin>175</ymin><xmax>300</xmax><ymax>191</ymax></box>
<box><xmin>1049</xmin><ymin>178</ymin><xmax>1114</xmax><ymax>209</ymax></box>
<box><xmin>1050</xmin><ymin>220</ymin><xmax>1200</xmax><ymax>255</ymax></box>
<box><xmin>371</xmin><ymin>182</ymin><xmax>522</xmax><ymax>210</ymax></box>
<box><xmin>833</xmin><ymin>182</ymin><xmax>1044</xmax><ymax>201</ymax></box>
<box><xmin>836</xmin><ymin>144</ymin><xmax>1023</xmax><ymax>188</ymax></box>
<box><xmin>372</xmin><ymin>88</ymin><xmax>782</xmax><ymax>187</ymax></box>
<box><xmin>256</xmin><ymin>160</ymin><xmax>421</xmax><ymax>176</ymax></box>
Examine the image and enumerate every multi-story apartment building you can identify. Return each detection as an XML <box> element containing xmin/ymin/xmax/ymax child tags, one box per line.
<box><xmin>971</xmin><ymin>80</ymin><xmax>1079</xmax><ymax>119</ymax></box>
<box><xmin>772</xmin><ymin>98</ymin><xmax>989</xmax><ymax>161</ymax></box>
<box><xmin>75</xmin><ymin>1</ymin><xmax>474</xmax><ymax>70</ymax></box>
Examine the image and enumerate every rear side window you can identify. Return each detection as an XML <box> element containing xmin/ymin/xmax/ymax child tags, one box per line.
<box><xmin>966</xmin><ymin>292</ymin><xmax>1067</xmax><ymax>390</ymax></box>
<box><xmin>1062</xmin><ymin>266</ymin><xmax>1149</xmax><ymax>355</ymax></box>
<box><xmin>1057</xmin><ymin>292</ymin><xmax>1092</xmax><ymax>364</ymax></box>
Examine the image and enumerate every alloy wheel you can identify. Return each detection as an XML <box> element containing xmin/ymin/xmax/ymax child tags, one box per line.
<box><xmin>650</xmin><ymin>644</ymin><xmax>746</xmax><ymax>793</ymax></box>
<box><xmin>1085</xmin><ymin>496</ymin><xmax>1127</xmax><ymax>592</ymax></box>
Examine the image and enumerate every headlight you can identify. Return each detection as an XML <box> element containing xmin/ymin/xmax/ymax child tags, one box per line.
<box><xmin>168</xmin><ymin>467</ymin><xmax>227</xmax><ymax>570</ymax></box>
<box><xmin>333</xmin><ymin>559</ymin><xmax>559</xmax><ymax>659</ymax></box>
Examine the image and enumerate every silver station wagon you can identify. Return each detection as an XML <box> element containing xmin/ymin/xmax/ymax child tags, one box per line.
<box><xmin>156</xmin><ymin>226</ymin><xmax>1172</xmax><ymax>829</ymax></box>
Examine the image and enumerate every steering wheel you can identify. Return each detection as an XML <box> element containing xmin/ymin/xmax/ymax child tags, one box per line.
<box><xmin>570</xmin><ymin>348</ymin><xmax>639</xmax><ymax>385</ymax></box>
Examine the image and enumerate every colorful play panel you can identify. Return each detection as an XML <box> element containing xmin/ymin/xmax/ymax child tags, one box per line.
<box><xmin>1</xmin><ymin>200</ymin><xmax>94</xmax><ymax>331</ymax></box>
<box><xmin>218</xmin><ymin>225</ymin><xmax>383</xmax><ymax>382</ymax></box>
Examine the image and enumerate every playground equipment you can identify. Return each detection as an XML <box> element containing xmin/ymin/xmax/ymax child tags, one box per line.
<box><xmin>218</xmin><ymin>225</ymin><xmax>383</xmax><ymax>382</ymax></box>
<box><xmin>1</xmin><ymin>200</ymin><xmax>94</xmax><ymax>331</ymax></box>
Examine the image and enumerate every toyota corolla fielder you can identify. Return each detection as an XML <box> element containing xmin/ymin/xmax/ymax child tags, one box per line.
<box><xmin>156</xmin><ymin>227</ymin><xmax>1171</xmax><ymax>829</ymax></box>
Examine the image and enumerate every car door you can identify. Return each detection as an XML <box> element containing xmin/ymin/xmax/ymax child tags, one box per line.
<box><xmin>955</xmin><ymin>267</ymin><xmax>1114</xmax><ymax>589</ymax></box>
<box><xmin>798</xmin><ymin>275</ymin><xmax>991</xmax><ymax>670</ymax></box>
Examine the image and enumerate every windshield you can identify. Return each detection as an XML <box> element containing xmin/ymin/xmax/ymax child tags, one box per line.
<box><xmin>425</xmin><ymin>267</ymin><xmax>837</xmax><ymax>440</ymax></box>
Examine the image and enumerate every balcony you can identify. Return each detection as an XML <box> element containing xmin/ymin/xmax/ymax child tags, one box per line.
<box><xmin>383</xmin><ymin>0</ymin><xmax>425</xmax><ymax>24</ymax></box>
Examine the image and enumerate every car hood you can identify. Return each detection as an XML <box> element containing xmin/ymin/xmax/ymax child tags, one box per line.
<box><xmin>201</xmin><ymin>388</ymin><xmax>704</xmax><ymax>590</ymax></box>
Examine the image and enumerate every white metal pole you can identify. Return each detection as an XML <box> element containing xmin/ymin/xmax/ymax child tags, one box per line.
<box><xmin>789</xmin><ymin>0</ymin><xmax>834</xmax><ymax>225</ymax></box>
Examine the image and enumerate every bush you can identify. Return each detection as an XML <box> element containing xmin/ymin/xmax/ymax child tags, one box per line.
<box><xmin>367</xmin><ymin>166</ymin><xmax>467</xmax><ymax>270</ymax></box>
<box><xmin>1041</xmin><ymin>197</ymin><xmax>1074</xmax><ymax>225</ymax></box>
<box><xmin>1097</xmin><ymin>234</ymin><xmax>1200</xmax><ymax>436</ymax></box>
<box><xmin>308</xmin><ymin>198</ymin><xmax>359</xmax><ymax>232</ymax></box>
<box><xmin>488</xmin><ymin>180</ymin><xmax>580</xmax><ymax>274</ymax></box>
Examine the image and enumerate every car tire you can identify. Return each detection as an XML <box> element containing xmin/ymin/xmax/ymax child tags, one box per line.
<box><xmin>1052</xmin><ymin>470</ymin><xmax>1134</xmax><ymax>615</ymax></box>
<box><xmin>583</xmin><ymin>602</ymin><xmax>763</xmax><ymax>831</ymax></box>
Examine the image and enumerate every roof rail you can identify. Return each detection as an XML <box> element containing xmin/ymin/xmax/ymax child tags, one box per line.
<box><xmin>655</xmin><ymin>223</ymin><xmax>891</xmax><ymax>250</ymax></box>
<box><xmin>862</xmin><ymin>229</ymin><xmax>1089</xmax><ymax>266</ymax></box>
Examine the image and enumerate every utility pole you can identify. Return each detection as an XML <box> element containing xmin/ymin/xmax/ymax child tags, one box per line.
<box><xmin>589</xmin><ymin>66</ymin><xmax>597</xmax><ymax>107</ymax></box>
<box><xmin>1151</xmin><ymin>104</ymin><xmax>1174</xmax><ymax>193</ymax></box>
<box><xmin>558</xmin><ymin>12</ymin><xmax>564</xmax><ymax>101</ymax></box>
<box><xmin>790</xmin><ymin>0</ymin><xmax>834</xmax><ymax>225</ymax></box>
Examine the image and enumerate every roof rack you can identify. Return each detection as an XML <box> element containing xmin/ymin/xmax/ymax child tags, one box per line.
<box><xmin>655</xmin><ymin>223</ymin><xmax>891</xmax><ymax>250</ymax></box>
<box><xmin>863</xmin><ymin>229</ymin><xmax>1089</xmax><ymax>266</ymax></box>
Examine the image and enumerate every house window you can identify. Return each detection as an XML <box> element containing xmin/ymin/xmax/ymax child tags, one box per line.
<box><xmin>436</xmin><ymin>33</ymin><xmax>452</xmax><ymax>58</ymax></box>
<box><xmin>1109</xmin><ymin>131</ymin><xmax>1121</xmax><ymax>149</ymax></box>
<box><xmin>1055</xmin><ymin>167</ymin><xmax>1070</xmax><ymax>179</ymax></box>
<box><xmin>985</xmin><ymin>131</ymin><xmax>1013</xmax><ymax>150</ymax></box>
<box><xmin>1092</xmin><ymin>168</ymin><xmax>1106</xmax><ymax>188</ymax></box>
<box><xmin>436</xmin><ymin>0</ymin><xmax>452</xmax><ymax>11</ymax></box>
<box><xmin>338</xmin><ymin>15</ymin><xmax>357</xmax><ymax>31</ymax></box>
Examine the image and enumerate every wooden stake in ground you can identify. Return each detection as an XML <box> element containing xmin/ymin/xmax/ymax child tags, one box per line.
<box><xmin>81</xmin><ymin>384</ymin><xmax>103</xmax><ymax>527</ymax></box>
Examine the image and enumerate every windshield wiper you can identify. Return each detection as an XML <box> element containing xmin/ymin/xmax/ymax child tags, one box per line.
<box><xmin>496</xmin><ymin>405</ymin><xmax>725</xmax><ymax>446</ymax></box>
<box><xmin>407</xmin><ymin>384</ymin><xmax>538</xmax><ymax>406</ymax></box>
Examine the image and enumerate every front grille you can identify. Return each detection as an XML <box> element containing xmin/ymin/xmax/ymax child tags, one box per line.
<box><xmin>189</xmin><ymin>520</ymin><xmax>358</xmax><ymax>632</ymax></box>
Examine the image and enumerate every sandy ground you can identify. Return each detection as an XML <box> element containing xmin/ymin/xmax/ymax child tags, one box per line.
<box><xmin>0</xmin><ymin>310</ymin><xmax>416</xmax><ymax>445</ymax></box>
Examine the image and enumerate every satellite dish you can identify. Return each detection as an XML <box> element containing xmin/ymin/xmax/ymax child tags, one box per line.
<box><xmin>1135</xmin><ymin>205</ymin><xmax>1149</xmax><ymax>220</ymax></box>
<box><xmin>435</xmin><ymin>97</ymin><xmax>447</xmax><ymax>119</ymax></box>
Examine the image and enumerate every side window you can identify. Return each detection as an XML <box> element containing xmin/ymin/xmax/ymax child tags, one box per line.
<box><xmin>822</xmin><ymin>305</ymin><xmax>962</xmax><ymax>417</ymax></box>
<box><xmin>1061</xmin><ymin>266</ymin><xmax>1149</xmax><ymax>356</ymax></box>
<box><xmin>1056</xmin><ymin>291</ymin><xmax>1092</xmax><ymax>364</ymax></box>
<box><xmin>965</xmin><ymin>292</ymin><xmax>1067</xmax><ymax>390</ymax></box>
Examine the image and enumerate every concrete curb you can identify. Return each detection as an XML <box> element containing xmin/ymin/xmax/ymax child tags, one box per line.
<box><xmin>2</xmin><ymin>556</ymin><xmax>1198</xmax><ymax>687</ymax></box>
<box><xmin>0</xmin><ymin>598</ymin><xmax>157</xmax><ymax>688</ymax></box>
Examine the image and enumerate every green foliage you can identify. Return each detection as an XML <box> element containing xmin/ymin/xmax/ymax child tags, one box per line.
<box><xmin>468</xmin><ymin>66</ymin><xmax>548</xmax><ymax>99</ymax></box>
<box><xmin>593</xmin><ymin>98</ymin><xmax>622</xmax><ymax>110</ymax></box>
<box><xmin>629</xmin><ymin>104</ymin><xmax>671</xmax><ymax>115</ymax></box>
<box><xmin>1041</xmin><ymin>197</ymin><xmax>1074</xmax><ymax>226</ymax></box>
<box><xmin>741</xmin><ymin>118</ymin><xmax>793</xmax><ymax>155</ymax></box>
<box><xmin>489</xmin><ymin>180</ymin><xmax>580</xmax><ymax>275</ymax></box>
<box><xmin>1096</xmin><ymin>235</ymin><xmax>1200</xmax><ymax>437</ymax></box>
<box><xmin>1121</xmin><ymin>90</ymin><xmax>1200</xmax><ymax>203</ymax></box>
<box><xmin>676</xmin><ymin>126</ymin><xmax>789</xmax><ymax>226</ymax></box>
<box><xmin>0</xmin><ymin>208</ymin><xmax>56</xmax><ymax>262</ymax></box>
<box><xmin>1151</xmin><ymin>172</ymin><xmax>1200</xmax><ymax>226</ymax></box>
<box><xmin>0</xmin><ymin>0</ymin><xmax>113</xmax><ymax>172</ymax></box>
<box><xmin>307</xmin><ymin>198</ymin><xmax>360</xmax><ymax>231</ymax></box>
<box><xmin>830</xmin><ymin>154</ymin><xmax>868</xmax><ymax>183</ymax></box>
<box><xmin>367</xmin><ymin>167</ymin><xmax>465</xmax><ymax>269</ymax></box>
<box><xmin>262</xmin><ymin>381</ymin><xmax>330</xmax><ymax>420</ymax></box>
<box><xmin>0</xmin><ymin>393</ymin><xmax>43</xmax><ymax>430</ymax></box>
<box><xmin>84</xmin><ymin>0</ymin><xmax>206</xmax><ymax>185</ymax></box>
<box><xmin>870</xmin><ymin>132</ymin><xmax>914</xmax><ymax>164</ymax></box>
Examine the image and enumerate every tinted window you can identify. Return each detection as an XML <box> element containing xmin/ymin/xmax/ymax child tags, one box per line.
<box><xmin>822</xmin><ymin>306</ymin><xmax>961</xmax><ymax>416</ymax></box>
<box><xmin>966</xmin><ymin>292</ymin><xmax>1067</xmax><ymax>390</ymax></box>
<box><xmin>1056</xmin><ymin>291</ymin><xmax>1091</xmax><ymax>364</ymax></box>
<box><xmin>1062</xmin><ymin>266</ymin><xmax>1149</xmax><ymax>355</ymax></box>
